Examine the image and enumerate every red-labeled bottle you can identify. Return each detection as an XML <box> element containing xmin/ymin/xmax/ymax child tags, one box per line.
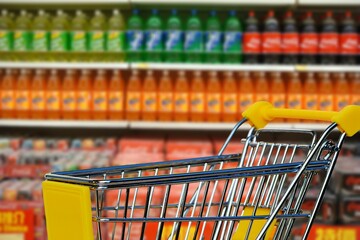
<box><xmin>262</xmin><ymin>10</ymin><xmax>281</xmax><ymax>64</ymax></box>
<box><xmin>319</xmin><ymin>11</ymin><xmax>339</xmax><ymax>65</ymax></box>
<box><xmin>340</xmin><ymin>11</ymin><xmax>358</xmax><ymax>65</ymax></box>
<box><xmin>300</xmin><ymin>11</ymin><xmax>318</xmax><ymax>64</ymax></box>
<box><xmin>243</xmin><ymin>11</ymin><xmax>261</xmax><ymax>64</ymax></box>
<box><xmin>282</xmin><ymin>11</ymin><xmax>299</xmax><ymax>64</ymax></box>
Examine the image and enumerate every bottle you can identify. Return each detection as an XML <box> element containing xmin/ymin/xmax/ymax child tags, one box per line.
<box><xmin>108</xmin><ymin>70</ymin><xmax>124</xmax><ymax>120</ymax></box>
<box><xmin>70</xmin><ymin>10</ymin><xmax>88</xmax><ymax>62</ymax></box>
<box><xmin>0</xmin><ymin>10</ymin><xmax>14</xmax><ymax>60</ymax></box>
<box><xmin>15</xmin><ymin>69</ymin><xmax>31</xmax><ymax>119</ymax></box>
<box><xmin>222</xmin><ymin>71</ymin><xmax>238</xmax><ymax>122</ymax></box>
<box><xmin>13</xmin><ymin>10</ymin><xmax>32</xmax><ymax>59</ymax></box>
<box><xmin>46</xmin><ymin>69</ymin><xmax>61</xmax><ymax>119</ymax></box>
<box><xmin>1</xmin><ymin>69</ymin><xmax>15</xmax><ymax>118</ymax></box>
<box><xmin>126</xmin><ymin>70</ymin><xmax>142</xmax><ymax>120</ymax></box>
<box><xmin>205</xmin><ymin>10</ymin><xmax>222</xmax><ymax>63</ymax></box>
<box><xmin>238</xmin><ymin>71</ymin><xmax>254</xmax><ymax>114</ymax></box>
<box><xmin>127</xmin><ymin>9</ymin><xmax>144</xmax><ymax>62</ymax></box>
<box><xmin>349</xmin><ymin>73</ymin><xmax>360</xmax><ymax>105</ymax></box>
<box><xmin>107</xmin><ymin>10</ymin><xmax>125</xmax><ymax>62</ymax></box>
<box><xmin>158</xmin><ymin>70</ymin><xmax>173</xmax><ymax>121</ymax></box>
<box><xmin>185</xmin><ymin>10</ymin><xmax>203</xmax><ymax>63</ymax></box>
<box><xmin>89</xmin><ymin>10</ymin><xmax>107</xmax><ymax>60</ymax></box>
<box><xmin>318</xmin><ymin>73</ymin><xmax>334</xmax><ymax>111</ymax></box>
<box><xmin>92</xmin><ymin>70</ymin><xmax>108</xmax><ymax>120</ymax></box>
<box><xmin>223</xmin><ymin>11</ymin><xmax>242</xmax><ymax>63</ymax></box>
<box><xmin>62</xmin><ymin>70</ymin><xmax>77</xmax><ymax>119</ymax></box>
<box><xmin>50</xmin><ymin>10</ymin><xmax>70</xmax><ymax>61</ymax></box>
<box><xmin>319</xmin><ymin>11</ymin><xmax>339</xmax><ymax>65</ymax></box>
<box><xmin>340</xmin><ymin>11</ymin><xmax>358</xmax><ymax>65</ymax></box>
<box><xmin>32</xmin><ymin>10</ymin><xmax>50</xmax><ymax>60</ymax></box>
<box><xmin>31</xmin><ymin>69</ymin><xmax>46</xmax><ymax>119</ymax></box>
<box><xmin>270</xmin><ymin>72</ymin><xmax>285</xmax><ymax>109</ymax></box>
<box><xmin>141</xmin><ymin>70</ymin><xmax>158</xmax><ymax>120</ymax></box>
<box><xmin>174</xmin><ymin>71</ymin><xmax>189</xmax><ymax>121</ymax></box>
<box><xmin>206</xmin><ymin>71</ymin><xmax>221</xmax><ymax>122</ymax></box>
<box><xmin>262</xmin><ymin>10</ymin><xmax>281</xmax><ymax>64</ymax></box>
<box><xmin>254</xmin><ymin>72</ymin><xmax>270</xmax><ymax>102</ymax></box>
<box><xmin>190</xmin><ymin>71</ymin><xmax>205</xmax><ymax>122</ymax></box>
<box><xmin>303</xmin><ymin>72</ymin><xmax>318</xmax><ymax>110</ymax></box>
<box><xmin>243</xmin><ymin>11</ymin><xmax>261</xmax><ymax>64</ymax></box>
<box><xmin>165</xmin><ymin>9</ymin><xmax>183</xmax><ymax>63</ymax></box>
<box><xmin>333</xmin><ymin>73</ymin><xmax>350</xmax><ymax>111</ymax></box>
<box><xmin>282</xmin><ymin>11</ymin><xmax>299</xmax><ymax>64</ymax></box>
<box><xmin>286</xmin><ymin>72</ymin><xmax>303</xmax><ymax>110</ymax></box>
<box><xmin>77</xmin><ymin>70</ymin><xmax>92</xmax><ymax>120</ymax></box>
<box><xmin>145</xmin><ymin>9</ymin><xmax>163</xmax><ymax>62</ymax></box>
<box><xmin>300</xmin><ymin>11</ymin><xmax>318</xmax><ymax>64</ymax></box>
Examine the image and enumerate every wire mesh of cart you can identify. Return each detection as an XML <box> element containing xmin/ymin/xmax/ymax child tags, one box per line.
<box><xmin>42</xmin><ymin>101</ymin><xmax>360</xmax><ymax>240</ymax></box>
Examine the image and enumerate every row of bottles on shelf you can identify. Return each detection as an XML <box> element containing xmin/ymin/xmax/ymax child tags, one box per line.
<box><xmin>1</xmin><ymin>9</ymin><xmax>360</xmax><ymax>64</ymax></box>
<box><xmin>0</xmin><ymin>69</ymin><xmax>359</xmax><ymax>122</ymax></box>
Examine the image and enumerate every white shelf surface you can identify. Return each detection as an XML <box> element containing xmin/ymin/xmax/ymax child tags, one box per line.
<box><xmin>0</xmin><ymin>120</ymin><xmax>129</xmax><ymax>129</ymax></box>
<box><xmin>0</xmin><ymin>62</ymin><xmax>129</xmax><ymax>70</ymax></box>
<box><xmin>298</xmin><ymin>0</ymin><xmax>360</xmax><ymax>5</ymax></box>
<box><xmin>295</xmin><ymin>65</ymin><xmax>360</xmax><ymax>73</ymax></box>
<box><xmin>0</xmin><ymin>0</ymin><xmax>129</xmax><ymax>4</ymax></box>
<box><xmin>131</xmin><ymin>0</ymin><xmax>294</xmax><ymax>5</ymax></box>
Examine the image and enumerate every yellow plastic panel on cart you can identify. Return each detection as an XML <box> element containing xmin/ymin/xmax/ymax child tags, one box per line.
<box><xmin>42</xmin><ymin>181</ymin><xmax>94</xmax><ymax>240</ymax></box>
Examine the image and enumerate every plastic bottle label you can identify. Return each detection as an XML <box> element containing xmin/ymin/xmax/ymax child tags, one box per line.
<box><xmin>14</xmin><ymin>31</ymin><xmax>31</xmax><ymax>51</ymax></box>
<box><xmin>243</xmin><ymin>32</ymin><xmax>261</xmax><ymax>53</ymax></box>
<box><xmin>159</xmin><ymin>92</ymin><xmax>173</xmax><ymax>112</ymax></box>
<box><xmin>282</xmin><ymin>32</ymin><xmax>299</xmax><ymax>54</ymax></box>
<box><xmin>272</xmin><ymin>95</ymin><xmax>286</xmax><ymax>108</ymax></box>
<box><xmin>46</xmin><ymin>91</ymin><xmax>60</xmax><ymax>110</ymax></box>
<box><xmin>77</xmin><ymin>91</ymin><xmax>91</xmax><ymax>111</ymax></box>
<box><xmin>51</xmin><ymin>31</ymin><xmax>69</xmax><ymax>51</ymax></box>
<box><xmin>185</xmin><ymin>31</ymin><xmax>203</xmax><ymax>52</ymax></box>
<box><xmin>205</xmin><ymin>31</ymin><xmax>222</xmax><ymax>52</ymax></box>
<box><xmin>0</xmin><ymin>31</ymin><xmax>12</xmax><ymax>51</ymax></box>
<box><xmin>239</xmin><ymin>94</ymin><xmax>253</xmax><ymax>112</ymax></box>
<box><xmin>287</xmin><ymin>94</ymin><xmax>302</xmax><ymax>109</ymax></box>
<box><xmin>340</xmin><ymin>33</ymin><xmax>358</xmax><ymax>54</ymax></box>
<box><xmin>16</xmin><ymin>91</ymin><xmax>30</xmax><ymax>110</ymax></box>
<box><xmin>336</xmin><ymin>96</ymin><xmax>350</xmax><ymax>111</ymax></box>
<box><xmin>70</xmin><ymin>31</ymin><xmax>87</xmax><ymax>51</ymax></box>
<box><xmin>262</xmin><ymin>32</ymin><xmax>281</xmax><ymax>53</ymax></box>
<box><xmin>127</xmin><ymin>30</ymin><xmax>144</xmax><ymax>51</ymax></box>
<box><xmin>223</xmin><ymin>93</ymin><xmax>237</xmax><ymax>113</ymax></box>
<box><xmin>300</xmin><ymin>33</ymin><xmax>318</xmax><ymax>54</ymax></box>
<box><xmin>126</xmin><ymin>92</ymin><xmax>141</xmax><ymax>112</ymax></box>
<box><xmin>1</xmin><ymin>90</ymin><xmax>14</xmax><ymax>109</ymax></box>
<box><xmin>304</xmin><ymin>94</ymin><xmax>317</xmax><ymax>109</ymax></box>
<box><xmin>146</xmin><ymin>30</ymin><xmax>162</xmax><ymax>51</ymax></box>
<box><xmin>93</xmin><ymin>91</ymin><xmax>107</xmax><ymax>111</ymax></box>
<box><xmin>255</xmin><ymin>93</ymin><xmax>270</xmax><ymax>102</ymax></box>
<box><xmin>190</xmin><ymin>93</ymin><xmax>205</xmax><ymax>113</ymax></box>
<box><xmin>109</xmin><ymin>91</ymin><xmax>123</xmax><ymax>111</ymax></box>
<box><xmin>89</xmin><ymin>31</ymin><xmax>105</xmax><ymax>51</ymax></box>
<box><xmin>319</xmin><ymin>33</ymin><xmax>339</xmax><ymax>54</ymax></box>
<box><xmin>224</xmin><ymin>31</ymin><xmax>241</xmax><ymax>52</ymax></box>
<box><xmin>174</xmin><ymin>93</ymin><xmax>189</xmax><ymax>113</ymax></box>
<box><xmin>31</xmin><ymin>91</ymin><xmax>45</xmax><ymax>110</ymax></box>
<box><xmin>207</xmin><ymin>93</ymin><xmax>221</xmax><ymax>113</ymax></box>
<box><xmin>165</xmin><ymin>30</ymin><xmax>183</xmax><ymax>51</ymax></box>
<box><xmin>142</xmin><ymin>92</ymin><xmax>157</xmax><ymax>112</ymax></box>
<box><xmin>33</xmin><ymin>31</ymin><xmax>49</xmax><ymax>51</ymax></box>
<box><xmin>107</xmin><ymin>31</ymin><xmax>125</xmax><ymax>52</ymax></box>
<box><xmin>319</xmin><ymin>95</ymin><xmax>333</xmax><ymax>111</ymax></box>
<box><xmin>62</xmin><ymin>92</ymin><xmax>76</xmax><ymax>110</ymax></box>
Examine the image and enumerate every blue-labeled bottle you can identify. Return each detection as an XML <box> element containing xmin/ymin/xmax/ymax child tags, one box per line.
<box><xmin>165</xmin><ymin>9</ymin><xmax>183</xmax><ymax>62</ymax></box>
<box><xmin>145</xmin><ymin>9</ymin><xmax>163</xmax><ymax>62</ymax></box>
<box><xmin>127</xmin><ymin>9</ymin><xmax>144</xmax><ymax>62</ymax></box>
<box><xmin>205</xmin><ymin>10</ymin><xmax>222</xmax><ymax>63</ymax></box>
<box><xmin>223</xmin><ymin>10</ymin><xmax>242</xmax><ymax>63</ymax></box>
<box><xmin>185</xmin><ymin>9</ymin><xmax>203</xmax><ymax>63</ymax></box>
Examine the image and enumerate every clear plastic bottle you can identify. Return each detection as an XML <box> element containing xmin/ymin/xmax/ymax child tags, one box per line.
<box><xmin>70</xmin><ymin>10</ymin><xmax>88</xmax><ymax>62</ymax></box>
<box><xmin>32</xmin><ymin>10</ymin><xmax>51</xmax><ymax>60</ymax></box>
<box><xmin>50</xmin><ymin>10</ymin><xmax>70</xmax><ymax>61</ymax></box>
<box><xmin>89</xmin><ymin>10</ymin><xmax>107</xmax><ymax>61</ymax></box>
<box><xmin>14</xmin><ymin>10</ymin><xmax>32</xmax><ymax>60</ymax></box>
<box><xmin>0</xmin><ymin>9</ymin><xmax>14</xmax><ymax>60</ymax></box>
<box><xmin>107</xmin><ymin>10</ymin><xmax>125</xmax><ymax>62</ymax></box>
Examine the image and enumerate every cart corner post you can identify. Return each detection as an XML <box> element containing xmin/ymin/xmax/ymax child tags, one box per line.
<box><xmin>42</xmin><ymin>181</ymin><xmax>94</xmax><ymax>240</ymax></box>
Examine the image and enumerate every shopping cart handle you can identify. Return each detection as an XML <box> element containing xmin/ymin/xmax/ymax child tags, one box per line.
<box><xmin>242</xmin><ymin>101</ymin><xmax>360</xmax><ymax>137</ymax></box>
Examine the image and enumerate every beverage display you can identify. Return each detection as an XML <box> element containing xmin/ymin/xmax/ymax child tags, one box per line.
<box><xmin>174</xmin><ymin>71</ymin><xmax>189</xmax><ymax>121</ymax></box>
<box><xmin>205</xmin><ymin>11</ymin><xmax>222</xmax><ymax>63</ymax></box>
<box><xmin>223</xmin><ymin>10</ymin><xmax>242</xmax><ymax>63</ymax></box>
<box><xmin>254</xmin><ymin>72</ymin><xmax>270</xmax><ymax>102</ymax></box>
<box><xmin>165</xmin><ymin>9</ymin><xmax>183</xmax><ymax>63</ymax></box>
<box><xmin>262</xmin><ymin>10</ymin><xmax>281</xmax><ymax>64</ymax></box>
<box><xmin>286</xmin><ymin>72</ymin><xmax>302</xmax><ymax>110</ymax></box>
<box><xmin>0</xmin><ymin>9</ymin><xmax>13</xmax><ymax>60</ymax></box>
<box><xmin>88</xmin><ymin>10</ymin><xmax>106</xmax><ymax>61</ymax></box>
<box><xmin>145</xmin><ymin>9</ymin><xmax>163</xmax><ymax>62</ymax></box>
<box><xmin>107</xmin><ymin>10</ymin><xmax>125</xmax><ymax>62</ymax></box>
<box><xmin>270</xmin><ymin>72</ymin><xmax>286</xmax><ymax>108</ymax></box>
<box><xmin>190</xmin><ymin>71</ymin><xmax>205</xmax><ymax>122</ymax></box>
<box><xmin>108</xmin><ymin>70</ymin><xmax>124</xmax><ymax>120</ymax></box>
<box><xmin>50</xmin><ymin>10</ymin><xmax>70</xmax><ymax>61</ymax></box>
<box><xmin>32</xmin><ymin>10</ymin><xmax>50</xmax><ymax>60</ymax></box>
<box><xmin>13</xmin><ymin>10</ymin><xmax>31</xmax><ymax>60</ymax></box>
<box><xmin>1</xmin><ymin>69</ymin><xmax>15</xmax><ymax>118</ymax></box>
<box><xmin>46</xmin><ymin>69</ymin><xmax>61</xmax><ymax>119</ymax></box>
<box><xmin>206</xmin><ymin>71</ymin><xmax>221</xmax><ymax>122</ymax></box>
<box><xmin>238</xmin><ymin>71</ymin><xmax>254</xmax><ymax>114</ymax></box>
<box><xmin>61</xmin><ymin>70</ymin><xmax>77</xmax><ymax>119</ymax></box>
<box><xmin>142</xmin><ymin>70</ymin><xmax>157</xmax><ymax>120</ymax></box>
<box><xmin>15</xmin><ymin>69</ymin><xmax>31</xmax><ymax>119</ymax></box>
<box><xmin>243</xmin><ymin>11</ymin><xmax>261</xmax><ymax>64</ymax></box>
<box><xmin>127</xmin><ymin>9</ymin><xmax>144</xmax><ymax>62</ymax></box>
<box><xmin>158</xmin><ymin>70</ymin><xmax>173</xmax><ymax>121</ymax></box>
<box><xmin>92</xmin><ymin>69</ymin><xmax>108</xmax><ymax>120</ymax></box>
<box><xmin>340</xmin><ymin>11</ymin><xmax>358</xmax><ymax>65</ymax></box>
<box><xmin>185</xmin><ymin>10</ymin><xmax>203</xmax><ymax>63</ymax></box>
<box><xmin>303</xmin><ymin>72</ymin><xmax>318</xmax><ymax>110</ymax></box>
<box><xmin>31</xmin><ymin>69</ymin><xmax>46</xmax><ymax>119</ymax></box>
<box><xmin>333</xmin><ymin>73</ymin><xmax>350</xmax><ymax>111</ymax></box>
<box><xmin>300</xmin><ymin>11</ymin><xmax>318</xmax><ymax>64</ymax></box>
<box><xmin>318</xmin><ymin>72</ymin><xmax>334</xmax><ymax>111</ymax></box>
<box><xmin>126</xmin><ymin>70</ymin><xmax>142</xmax><ymax>120</ymax></box>
<box><xmin>282</xmin><ymin>11</ymin><xmax>299</xmax><ymax>64</ymax></box>
<box><xmin>70</xmin><ymin>10</ymin><xmax>88</xmax><ymax>61</ymax></box>
<box><xmin>222</xmin><ymin>71</ymin><xmax>237</xmax><ymax>122</ymax></box>
<box><xmin>319</xmin><ymin>11</ymin><xmax>339</xmax><ymax>65</ymax></box>
<box><xmin>76</xmin><ymin>69</ymin><xmax>92</xmax><ymax>120</ymax></box>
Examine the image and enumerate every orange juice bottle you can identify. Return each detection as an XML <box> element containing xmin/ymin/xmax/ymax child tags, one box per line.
<box><xmin>222</xmin><ymin>71</ymin><xmax>238</xmax><ymax>122</ymax></box>
<box><xmin>158</xmin><ymin>70</ymin><xmax>173</xmax><ymax>121</ymax></box>
<box><xmin>349</xmin><ymin>73</ymin><xmax>360</xmax><ymax>105</ymax></box>
<box><xmin>190</xmin><ymin>71</ymin><xmax>205</xmax><ymax>122</ymax></box>
<box><xmin>76</xmin><ymin>70</ymin><xmax>92</xmax><ymax>120</ymax></box>
<box><xmin>46</xmin><ymin>69</ymin><xmax>61</xmax><ymax>119</ymax></box>
<box><xmin>206</xmin><ymin>71</ymin><xmax>221</xmax><ymax>122</ymax></box>
<box><xmin>318</xmin><ymin>73</ymin><xmax>334</xmax><ymax>111</ymax></box>
<box><xmin>238</xmin><ymin>71</ymin><xmax>254</xmax><ymax>116</ymax></box>
<box><xmin>31</xmin><ymin>69</ymin><xmax>46</xmax><ymax>119</ymax></box>
<box><xmin>1</xmin><ymin>69</ymin><xmax>16</xmax><ymax>118</ymax></box>
<box><xmin>62</xmin><ymin>70</ymin><xmax>77</xmax><ymax>119</ymax></box>
<box><xmin>254</xmin><ymin>72</ymin><xmax>270</xmax><ymax>102</ymax></box>
<box><xmin>142</xmin><ymin>70</ymin><xmax>157</xmax><ymax>121</ymax></box>
<box><xmin>303</xmin><ymin>72</ymin><xmax>318</xmax><ymax>110</ymax></box>
<box><xmin>15</xmin><ymin>69</ymin><xmax>31</xmax><ymax>119</ymax></box>
<box><xmin>286</xmin><ymin>72</ymin><xmax>303</xmax><ymax>110</ymax></box>
<box><xmin>92</xmin><ymin>70</ymin><xmax>108</xmax><ymax>120</ymax></box>
<box><xmin>108</xmin><ymin>70</ymin><xmax>124</xmax><ymax>120</ymax></box>
<box><xmin>126</xmin><ymin>70</ymin><xmax>142</xmax><ymax>120</ymax></box>
<box><xmin>270</xmin><ymin>72</ymin><xmax>285</xmax><ymax>108</ymax></box>
<box><xmin>174</xmin><ymin>71</ymin><xmax>189</xmax><ymax>121</ymax></box>
<box><xmin>333</xmin><ymin>73</ymin><xmax>350</xmax><ymax>111</ymax></box>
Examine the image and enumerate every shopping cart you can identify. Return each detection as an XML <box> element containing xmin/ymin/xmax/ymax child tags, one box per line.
<box><xmin>42</xmin><ymin>101</ymin><xmax>360</xmax><ymax>240</ymax></box>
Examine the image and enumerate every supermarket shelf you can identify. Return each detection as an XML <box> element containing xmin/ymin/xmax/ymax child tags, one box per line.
<box><xmin>131</xmin><ymin>0</ymin><xmax>294</xmax><ymax>6</ymax></box>
<box><xmin>295</xmin><ymin>65</ymin><xmax>360</xmax><ymax>73</ymax></box>
<box><xmin>0</xmin><ymin>0</ymin><xmax>129</xmax><ymax>5</ymax></box>
<box><xmin>0</xmin><ymin>62</ymin><xmax>129</xmax><ymax>70</ymax></box>
<box><xmin>0</xmin><ymin>120</ymin><xmax>129</xmax><ymax>129</ymax></box>
<box><xmin>297</xmin><ymin>0</ymin><xmax>360</xmax><ymax>6</ymax></box>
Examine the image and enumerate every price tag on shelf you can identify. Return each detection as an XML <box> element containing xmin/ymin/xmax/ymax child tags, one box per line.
<box><xmin>295</xmin><ymin>65</ymin><xmax>308</xmax><ymax>72</ymax></box>
<box><xmin>136</xmin><ymin>63</ymin><xmax>149</xmax><ymax>69</ymax></box>
<box><xmin>306</xmin><ymin>224</ymin><xmax>360</xmax><ymax>240</ymax></box>
<box><xmin>0</xmin><ymin>209</ymin><xmax>34</xmax><ymax>240</ymax></box>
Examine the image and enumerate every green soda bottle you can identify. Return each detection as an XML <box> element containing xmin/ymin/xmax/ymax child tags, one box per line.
<box><xmin>185</xmin><ymin>9</ymin><xmax>203</xmax><ymax>63</ymax></box>
<box><xmin>70</xmin><ymin>10</ymin><xmax>88</xmax><ymax>62</ymax></box>
<box><xmin>223</xmin><ymin>10</ymin><xmax>242</xmax><ymax>63</ymax></box>
<box><xmin>145</xmin><ymin>9</ymin><xmax>163</xmax><ymax>62</ymax></box>
<box><xmin>107</xmin><ymin>9</ymin><xmax>125</xmax><ymax>62</ymax></box>
<box><xmin>126</xmin><ymin>9</ymin><xmax>144</xmax><ymax>62</ymax></box>
<box><xmin>89</xmin><ymin>10</ymin><xmax>107</xmax><ymax>61</ymax></box>
<box><xmin>0</xmin><ymin>10</ymin><xmax>14</xmax><ymax>60</ymax></box>
<box><xmin>50</xmin><ymin>10</ymin><xmax>70</xmax><ymax>61</ymax></box>
<box><xmin>14</xmin><ymin>10</ymin><xmax>32</xmax><ymax>60</ymax></box>
<box><xmin>165</xmin><ymin>9</ymin><xmax>183</xmax><ymax>62</ymax></box>
<box><xmin>205</xmin><ymin>10</ymin><xmax>222</xmax><ymax>63</ymax></box>
<box><xmin>32</xmin><ymin>10</ymin><xmax>51</xmax><ymax>60</ymax></box>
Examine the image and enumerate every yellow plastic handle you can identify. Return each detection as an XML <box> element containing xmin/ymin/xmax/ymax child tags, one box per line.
<box><xmin>242</xmin><ymin>101</ymin><xmax>360</xmax><ymax>137</ymax></box>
